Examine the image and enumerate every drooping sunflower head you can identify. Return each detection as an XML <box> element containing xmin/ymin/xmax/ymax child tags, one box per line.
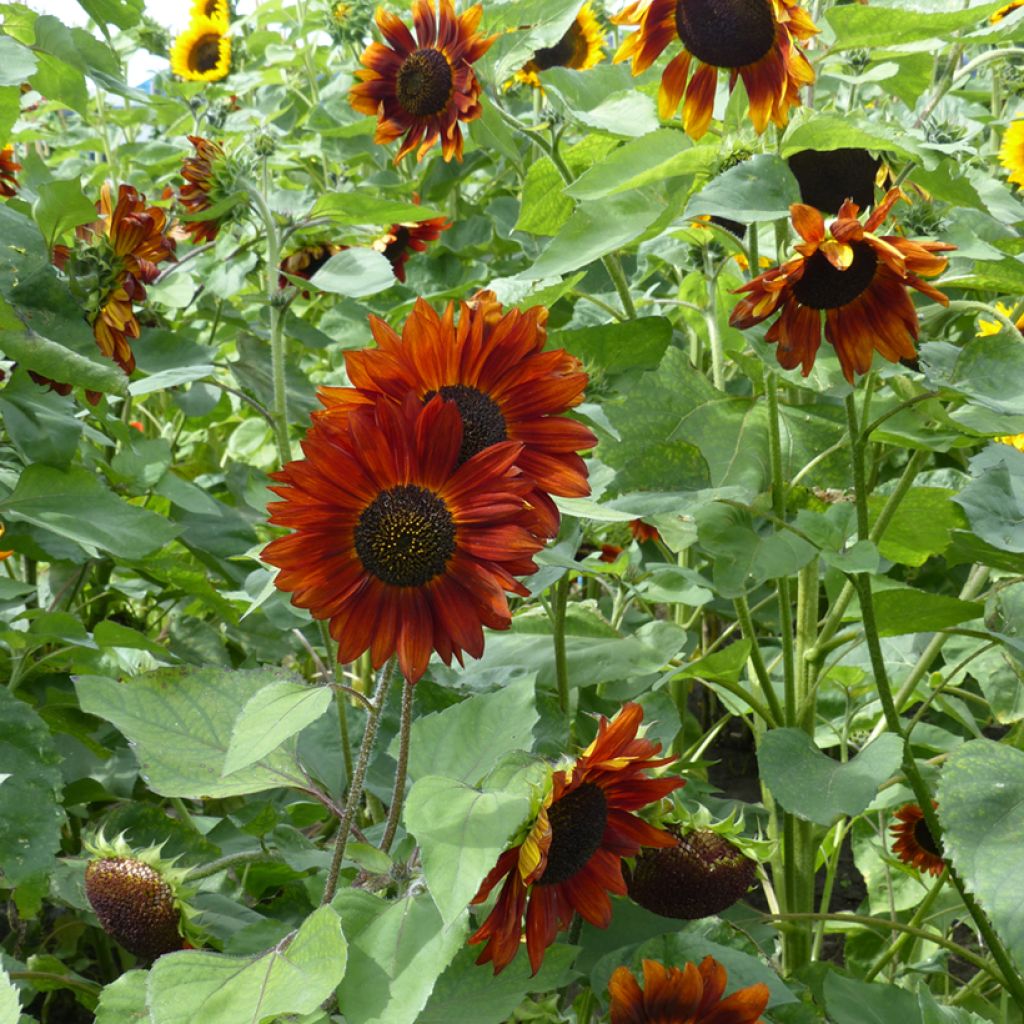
<box><xmin>279</xmin><ymin>242</ymin><xmax>346</xmax><ymax>293</ymax></box>
<box><xmin>315</xmin><ymin>296</ymin><xmax>597</xmax><ymax>537</ymax></box>
<box><xmin>175</xmin><ymin>135</ymin><xmax>239</xmax><ymax>244</ymax></box>
<box><xmin>190</xmin><ymin>0</ymin><xmax>230</xmax><ymax>28</ymax></box>
<box><xmin>514</xmin><ymin>3</ymin><xmax>605</xmax><ymax>88</ymax></box>
<box><xmin>609</xmin><ymin>957</ymin><xmax>770</xmax><ymax>1024</ymax></box>
<box><xmin>1000</xmin><ymin>120</ymin><xmax>1024</xmax><ymax>188</ymax></box>
<box><xmin>372</xmin><ymin>214</ymin><xmax>451</xmax><ymax>282</ymax></box>
<box><xmin>890</xmin><ymin>801</ymin><xmax>944</xmax><ymax>877</ymax></box>
<box><xmin>730</xmin><ymin>188</ymin><xmax>956</xmax><ymax>383</ymax></box>
<box><xmin>787</xmin><ymin>147</ymin><xmax>881</xmax><ymax>215</ymax></box>
<box><xmin>350</xmin><ymin>0</ymin><xmax>497</xmax><ymax>162</ymax></box>
<box><xmin>613</xmin><ymin>0</ymin><xmax>818</xmax><ymax>139</ymax></box>
<box><xmin>263</xmin><ymin>393</ymin><xmax>545</xmax><ymax>682</ymax></box>
<box><xmin>170</xmin><ymin>16</ymin><xmax>231</xmax><ymax>82</ymax></box>
<box><xmin>0</xmin><ymin>145</ymin><xmax>21</xmax><ymax>198</ymax></box>
<box><xmin>469</xmin><ymin>703</ymin><xmax>685</xmax><ymax>974</ymax></box>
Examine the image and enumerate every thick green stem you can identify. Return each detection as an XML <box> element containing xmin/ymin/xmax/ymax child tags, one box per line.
<box><xmin>864</xmin><ymin>869</ymin><xmax>947</xmax><ymax>981</ymax></box>
<box><xmin>186</xmin><ymin>850</ymin><xmax>273</xmax><ymax>882</ymax></box>
<box><xmin>733</xmin><ymin>594</ymin><xmax>784</xmax><ymax>726</ymax></box>
<box><xmin>380</xmin><ymin>678</ymin><xmax>414</xmax><ymax>854</ymax></box>
<box><xmin>603</xmin><ymin>252</ymin><xmax>638</xmax><ymax>320</ymax></box>
<box><xmin>704</xmin><ymin>246</ymin><xmax>725</xmax><ymax>388</ymax></box>
<box><xmin>321</xmin><ymin>657</ymin><xmax>397</xmax><ymax>905</ymax></box>
<box><xmin>551</xmin><ymin>575</ymin><xmax>572</xmax><ymax>740</ymax></box>
<box><xmin>319</xmin><ymin>621</ymin><xmax>353</xmax><ymax>783</ymax></box>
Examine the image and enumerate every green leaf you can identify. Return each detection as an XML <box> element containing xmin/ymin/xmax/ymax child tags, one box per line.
<box><xmin>0</xmin><ymin>465</ymin><xmax>178</xmax><ymax>560</ymax></box>
<box><xmin>333</xmin><ymin>891</ymin><xmax>466</xmax><ymax>1024</ymax></box>
<box><xmin>400</xmin><ymin>675</ymin><xmax>539</xmax><ymax>785</ymax></box>
<box><xmin>781</xmin><ymin>112</ymin><xmax>920</xmax><ymax>163</ymax></box>
<box><xmin>553</xmin><ymin>317</ymin><xmax>671</xmax><ymax>376</ymax></box>
<box><xmin>309</xmin><ymin>249</ymin><xmax>396</xmax><ymax>297</ymax></box>
<box><xmin>94</xmin><ymin>971</ymin><xmax>149</xmax><ymax>1024</ymax></box>
<box><xmin>954</xmin><ymin>447</ymin><xmax>1024</xmax><ymax>554</ymax></box>
<box><xmin>309</xmin><ymin>192</ymin><xmax>444</xmax><ymax>225</ymax></box>
<box><xmin>0</xmin><ymin>688</ymin><xmax>65</xmax><ymax>886</ymax></box>
<box><xmin>937</xmin><ymin>740</ymin><xmax>1024</xmax><ymax>980</ymax></box>
<box><xmin>0</xmin><ymin>36</ymin><xmax>37</xmax><ymax>85</ymax></box>
<box><xmin>30</xmin><ymin>52</ymin><xmax>87</xmax><ymax>114</ymax></box>
<box><xmin>921</xmin><ymin>336</ymin><xmax>1024</xmax><ymax>417</ymax></box>
<box><xmin>0</xmin><ymin>963</ymin><xmax>20</xmax><ymax>1024</ymax></box>
<box><xmin>222</xmin><ymin>681</ymin><xmax>333</xmax><ymax>777</ymax></box>
<box><xmin>868</xmin><ymin>487</ymin><xmax>965</xmax><ymax>567</ymax></box>
<box><xmin>147</xmin><ymin>906</ymin><xmax>346</xmax><ymax>1024</ymax></box>
<box><xmin>827</xmin><ymin>1</ymin><xmax>1001</xmax><ymax>50</ymax></box>
<box><xmin>758</xmin><ymin>730</ymin><xmax>903</xmax><ymax>826</ymax></box>
<box><xmin>541</xmin><ymin>65</ymin><xmax>659</xmax><ymax>138</ymax></box>
<box><xmin>405</xmin><ymin>775</ymin><xmax>532</xmax><ymax>924</ymax></box>
<box><xmin>76</xmin><ymin>0</ymin><xmax>144</xmax><ymax>30</ymax></box>
<box><xmin>823</xmin><ymin>972</ymin><xmax>920</xmax><ymax>1024</ymax></box>
<box><xmin>74</xmin><ymin>668</ymin><xmax>314</xmax><ymax>799</ymax></box>
<box><xmin>418</xmin><ymin>944</ymin><xmax>579</xmax><ymax>1024</ymax></box>
<box><xmin>871</xmin><ymin>588</ymin><xmax>984</xmax><ymax>637</ymax></box>
<box><xmin>94</xmin><ymin>620</ymin><xmax>177</xmax><ymax>661</ymax></box>
<box><xmin>0</xmin><ymin>86</ymin><xmax>19</xmax><ymax>143</ymax></box>
<box><xmin>684</xmin><ymin>154</ymin><xmax>800</xmax><ymax>224</ymax></box>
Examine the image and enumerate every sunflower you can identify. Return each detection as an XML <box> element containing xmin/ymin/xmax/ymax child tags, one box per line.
<box><xmin>629</xmin><ymin>519</ymin><xmax>660</xmax><ymax>544</ymax></box>
<box><xmin>992</xmin><ymin>0</ymin><xmax>1024</xmax><ymax>22</ymax></box>
<box><xmin>279</xmin><ymin>243</ymin><xmax>346</xmax><ymax>294</ymax></box>
<box><xmin>890</xmin><ymin>801</ymin><xmax>944</xmax><ymax>877</ymax></box>
<box><xmin>977</xmin><ymin>300</ymin><xmax>1024</xmax><ymax>337</ymax></box>
<box><xmin>613</xmin><ymin>0</ymin><xmax>817</xmax><ymax>140</ymax></box>
<box><xmin>996</xmin><ymin>434</ymin><xmax>1024</xmax><ymax>452</ymax></box>
<box><xmin>262</xmin><ymin>394</ymin><xmax>544</xmax><ymax>683</ymax></box>
<box><xmin>729</xmin><ymin>189</ymin><xmax>956</xmax><ymax>383</ymax></box>
<box><xmin>1000</xmin><ymin>120</ymin><xmax>1024</xmax><ymax>187</ymax></box>
<box><xmin>0</xmin><ymin>522</ymin><xmax>13</xmax><ymax>561</ymax></box>
<box><xmin>176</xmin><ymin>136</ymin><xmax>231</xmax><ymax>244</ymax></box>
<box><xmin>373</xmin><ymin>214</ymin><xmax>450</xmax><ymax>282</ymax></box>
<box><xmin>787</xmin><ymin>147</ymin><xmax>880</xmax><ymax>215</ymax></box>
<box><xmin>349</xmin><ymin>0</ymin><xmax>496</xmax><ymax>162</ymax></box>
<box><xmin>469</xmin><ymin>703</ymin><xmax>685</xmax><ymax>975</ymax></box>
<box><xmin>190</xmin><ymin>0</ymin><xmax>230</xmax><ymax>27</ymax></box>
<box><xmin>609</xmin><ymin>957</ymin><xmax>770</xmax><ymax>1024</ymax></box>
<box><xmin>315</xmin><ymin>296</ymin><xmax>597</xmax><ymax>538</ymax></box>
<box><xmin>0</xmin><ymin>145</ymin><xmax>20</xmax><ymax>198</ymax></box>
<box><xmin>170</xmin><ymin>16</ymin><xmax>231</xmax><ymax>82</ymax></box>
<box><xmin>514</xmin><ymin>3</ymin><xmax>605</xmax><ymax>89</ymax></box>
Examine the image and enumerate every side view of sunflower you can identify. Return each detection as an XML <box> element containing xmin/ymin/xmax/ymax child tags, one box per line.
<box><xmin>373</xmin><ymin>213</ymin><xmax>451</xmax><ymax>281</ymax></box>
<box><xmin>262</xmin><ymin>393</ymin><xmax>544</xmax><ymax>683</ymax></box>
<box><xmin>170</xmin><ymin>15</ymin><xmax>231</xmax><ymax>82</ymax></box>
<box><xmin>729</xmin><ymin>188</ymin><xmax>956</xmax><ymax>383</ymax></box>
<box><xmin>349</xmin><ymin>0</ymin><xmax>496</xmax><ymax>162</ymax></box>
<box><xmin>315</xmin><ymin>296</ymin><xmax>597</xmax><ymax>537</ymax></box>
<box><xmin>999</xmin><ymin>120</ymin><xmax>1024</xmax><ymax>187</ymax></box>
<box><xmin>890</xmin><ymin>801</ymin><xmax>944</xmax><ymax>877</ymax></box>
<box><xmin>176</xmin><ymin>136</ymin><xmax>234</xmax><ymax>244</ymax></box>
<box><xmin>613</xmin><ymin>0</ymin><xmax>817</xmax><ymax>139</ymax></box>
<box><xmin>513</xmin><ymin>3</ymin><xmax>605</xmax><ymax>89</ymax></box>
<box><xmin>469</xmin><ymin>703</ymin><xmax>685</xmax><ymax>974</ymax></box>
<box><xmin>0</xmin><ymin>145</ymin><xmax>20</xmax><ymax>198</ymax></box>
<box><xmin>609</xmin><ymin>957</ymin><xmax>770</xmax><ymax>1024</ymax></box>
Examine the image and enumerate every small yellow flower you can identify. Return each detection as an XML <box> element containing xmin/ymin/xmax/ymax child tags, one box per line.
<box><xmin>513</xmin><ymin>3</ymin><xmax>605</xmax><ymax>89</ymax></box>
<box><xmin>189</xmin><ymin>0</ymin><xmax>229</xmax><ymax>28</ymax></box>
<box><xmin>170</xmin><ymin>17</ymin><xmax>231</xmax><ymax>82</ymax></box>
<box><xmin>976</xmin><ymin>300</ymin><xmax>1024</xmax><ymax>337</ymax></box>
<box><xmin>996</xmin><ymin>434</ymin><xmax>1024</xmax><ymax>452</ymax></box>
<box><xmin>999</xmin><ymin>120</ymin><xmax>1024</xmax><ymax>187</ymax></box>
<box><xmin>991</xmin><ymin>0</ymin><xmax>1024</xmax><ymax>22</ymax></box>
<box><xmin>0</xmin><ymin>523</ymin><xmax>12</xmax><ymax>561</ymax></box>
<box><xmin>333</xmin><ymin>2</ymin><xmax>350</xmax><ymax>22</ymax></box>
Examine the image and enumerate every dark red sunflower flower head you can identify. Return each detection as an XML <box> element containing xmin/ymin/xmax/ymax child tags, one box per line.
<box><xmin>891</xmin><ymin>800</ymin><xmax>944</xmax><ymax>877</ymax></box>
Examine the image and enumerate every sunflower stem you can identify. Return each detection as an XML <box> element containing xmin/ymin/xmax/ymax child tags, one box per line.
<box><xmin>551</xmin><ymin>574</ymin><xmax>573</xmax><ymax>743</ymax></box>
<box><xmin>319</xmin><ymin>620</ymin><xmax>353</xmax><ymax>784</ymax></box>
<box><xmin>864</xmin><ymin>868</ymin><xmax>948</xmax><ymax>981</ymax></box>
<box><xmin>185</xmin><ymin>850</ymin><xmax>274</xmax><ymax>882</ymax></box>
<box><xmin>703</xmin><ymin>246</ymin><xmax>725</xmax><ymax>389</ymax></box>
<box><xmin>603</xmin><ymin>252</ymin><xmax>638</xmax><ymax>320</ymax></box>
<box><xmin>380</xmin><ymin>678</ymin><xmax>414</xmax><ymax>855</ymax></box>
<box><xmin>732</xmin><ymin>594</ymin><xmax>784</xmax><ymax>726</ymax></box>
<box><xmin>248</xmin><ymin>182</ymin><xmax>291</xmax><ymax>465</ymax></box>
<box><xmin>845</xmin><ymin>393</ymin><xmax>1024</xmax><ymax>1010</ymax></box>
<box><xmin>321</xmin><ymin>656</ymin><xmax>397</xmax><ymax>906</ymax></box>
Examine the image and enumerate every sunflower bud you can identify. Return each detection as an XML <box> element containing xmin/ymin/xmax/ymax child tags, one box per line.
<box><xmin>626</xmin><ymin>825</ymin><xmax>757</xmax><ymax>920</ymax></box>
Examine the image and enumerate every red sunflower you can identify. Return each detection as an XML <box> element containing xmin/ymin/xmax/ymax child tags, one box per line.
<box><xmin>890</xmin><ymin>801</ymin><xmax>944</xmax><ymax>878</ymax></box>
<box><xmin>262</xmin><ymin>394</ymin><xmax>544</xmax><ymax>683</ymax></box>
<box><xmin>0</xmin><ymin>145</ymin><xmax>21</xmax><ymax>197</ymax></box>
<box><xmin>613</xmin><ymin>0</ymin><xmax>817</xmax><ymax>140</ymax></box>
<box><xmin>629</xmin><ymin>519</ymin><xmax>661</xmax><ymax>544</ymax></box>
<box><xmin>729</xmin><ymin>188</ymin><xmax>956</xmax><ymax>383</ymax></box>
<box><xmin>374</xmin><ymin>213</ymin><xmax>451</xmax><ymax>282</ymax></box>
<box><xmin>349</xmin><ymin>0</ymin><xmax>496</xmax><ymax>162</ymax></box>
<box><xmin>316</xmin><ymin>296</ymin><xmax>597</xmax><ymax>538</ymax></box>
<box><xmin>469</xmin><ymin>703</ymin><xmax>685</xmax><ymax>975</ymax></box>
<box><xmin>609</xmin><ymin>957</ymin><xmax>770</xmax><ymax>1024</ymax></box>
<box><xmin>177</xmin><ymin>136</ymin><xmax>230</xmax><ymax>244</ymax></box>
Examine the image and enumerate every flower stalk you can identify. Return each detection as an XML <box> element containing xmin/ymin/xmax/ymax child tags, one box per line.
<box><xmin>380</xmin><ymin>678</ymin><xmax>414</xmax><ymax>854</ymax></box>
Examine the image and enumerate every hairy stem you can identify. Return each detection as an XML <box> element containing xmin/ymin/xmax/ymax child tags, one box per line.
<box><xmin>380</xmin><ymin>678</ymin><xmax>414</xmax><ymax>854</ymax></box>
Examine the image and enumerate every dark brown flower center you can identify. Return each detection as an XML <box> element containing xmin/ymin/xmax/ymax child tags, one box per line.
<box><xmin>788</xmin><ymin>148</ymin><xmax>881</xmax><ymax>215</ymax></box>
<box><xmin>190</xmin><ymin>35</ymin><xmax>223</xmax><ymax>73</ymax></box>
<box><xmin>423</xmin><ymin>384</ymin><xmax>508</xmax><ymax>465</ymax></box>
<box><xmin>914</xmin><ymin>815</ymin><xmax>941</xmax><ymax>857</ymax></box>
<box><xmin>396</xmin><ymin>48</ymin><xmax>453</xmax><ymax>117</ymax></box>
<box><xmin>674</xmin><ymin>0</ymin><xmax>777</xmax><ymax>69</ymax></box>
<box><xmin>383</xmin><ymin>227</ymin><xmax>410</xmax><ymax>267</ymax></box>
<box><xmin>537</xmin><ymin>782</ymin><xmax>608</xmax><ymax>886</ymax></box>
<box><xmin>531</xmin><ymin>20</ymin><xmax>586</xmax><ymax>71</ymax></box>
<box><xmin>791</xmin><ymin>241</ymin><xmax>878</xmax><ymax>310</ymax></box>
<box><xmin>355</xmin><ymin>484</ymin><xmax>456</xmax><ymax>587</ymax></box>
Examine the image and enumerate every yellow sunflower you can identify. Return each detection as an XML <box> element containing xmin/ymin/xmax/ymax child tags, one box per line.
<box><xmin>999</xmin><ymin>120</ymin><xmax>1024</xmax><ymax>187</ymax></box>
<box><xmin>991</xmin><ymin>0</ymin><xmax>1024</xmax><ymax>22</ymax></box>
<box><xmin>170</xmin><ymin>16</ymin><xmax>231</xmax><ymax>82</ymax></box>
<box><xmin>996</xmin><ymin>434</ymin><xmax>1024</xmax><ymax>452</ymax></box>
<box><xmin>977</xmin><ymin>300</ymin><xmax>1024</xmax><ymax>337</ymax></box>
<box><xmin>514</xmin><ymin>3</ymin><xmax>605</xmax><ymax>88</ymax></box>
<box><xmin>189</xmin><ymin>0</ymin><xmax>230</xmax><ymax>28</ymax></box>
